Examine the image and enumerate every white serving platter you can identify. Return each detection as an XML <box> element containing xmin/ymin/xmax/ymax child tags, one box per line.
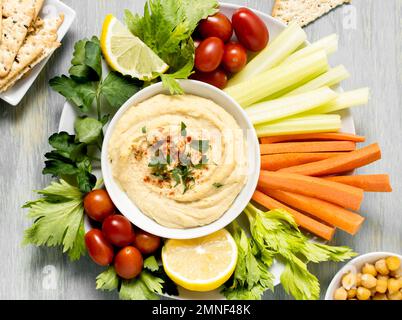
<box><xmin>0</xmin><ymin>0</ymin><xmax>76</xmax><ymax>106</ymax></box>
<box><xmin>58</xmin><ymin>2</ymin><xmax>355</xmax><ymax>300</ymax></box>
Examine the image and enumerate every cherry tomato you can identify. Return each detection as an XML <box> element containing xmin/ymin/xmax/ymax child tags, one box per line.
<box><xmin>221</xmin><ymin>41</ymin><xmax>248</xmax><ymax>73</ymax></box>
<box><xmin>85</xmin><ymin>229</ymin><xmax>114</xmax><ymax>266</ymax></box>
<box><xmin>84</xmin><ymin>189</ymin><xmax>115</xmax><ymax>222</ymax></box>
<box><xmin>133</xmin><ymin>229</ymin><xmax>161</xmax><ymax>255</ymax></box>
<box><xmin>198</xmin><ymin>13</ymin><xmax>233</xmax><ymax>43</ymax></box>
<box><xmin>232</xmin><ymin>7</ymin><xmax>269</xmax><ymax>51</ymax></box>
<box><xmin>190</xmin><ymin>68</ymin><xmax>228</xmax><ymax>89</ymax></box>
<box><xmin>194</xmin><ymin>37</ymin><xmax>224</xmax><ymax>72</ymax></box>
<box><xmin>114</xmin><ymin>246</ymin><xmax>143</xmax><ymax>279</ymax></box>
<box><xmin>102</xmin><ymin>215</ymin><xmax>135</xmax><ymax>247</ymax></box>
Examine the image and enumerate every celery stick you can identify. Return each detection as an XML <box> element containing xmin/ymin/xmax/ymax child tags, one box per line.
<box><xmin>227</xmin><ymin>22</ymin><xmax>306</xmax><ymax>87</ymax></box>
<box><xmin>246</xmin><ymin>87</ymin><xmax>338</xmax><ymax>125</ymax></box>
<box><xmin>281</xmin><ymin>34</ymin><xmax>338</xmax><ymax>65</ymax></box>
<box><xmin>304</xmin><ymin>88</ymin><xmax>370</xmax><ymax>114</ymax></box>
<box><xmin>284</xmin><ymin>65</ymin><xmax>350</xmax><ymax>97</ymax></box>
<box><xmin>254</xmin><ymin>114</ymin><xmax>341</xmax><ymax>137</ymax></box>
<box><xmin>224</xmin><ymin>51</ymin><xmax>329</xmax><ymax>107</ymax></box>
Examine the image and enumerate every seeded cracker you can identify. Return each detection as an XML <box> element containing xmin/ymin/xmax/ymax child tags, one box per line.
<box><xmin>0</xmin><ymin>14</ymin><xmax>64</xmax><ymax>92</ymax></box>
<box><xmin>272</xmin><ymin>0</ymin><xmax>351</xmax><ymax>27</ymax></box>
<box><xmin>0</xmin><ymin>1</ymin><xmax>35</xmax><ymax>77</ymax></box>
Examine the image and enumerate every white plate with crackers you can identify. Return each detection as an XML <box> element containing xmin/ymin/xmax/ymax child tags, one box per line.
<box><xmin>0</xmin><ymin>0</ymin><xmax>75</xmax><ymax>106</ymax></box>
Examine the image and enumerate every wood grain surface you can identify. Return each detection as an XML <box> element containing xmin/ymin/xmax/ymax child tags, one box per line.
<box><xmin>0</xmin><ymin>0</ymin><xmax>401</xmax><ymax>300</ymax></box>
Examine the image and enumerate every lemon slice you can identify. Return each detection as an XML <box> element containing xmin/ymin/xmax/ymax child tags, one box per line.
<box><xmin>100</xmin><ymin>14</ymin><xmax>168</xmax><ymax>80</ymax></box>
<box><xmin>162</xmin><ymin>229</ymin><xmax>238</xmax><ymax>292</ymax></box>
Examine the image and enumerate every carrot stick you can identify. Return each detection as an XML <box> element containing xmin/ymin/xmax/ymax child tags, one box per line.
<box><xmin>260</xmin><ymin>188</ymin><xmax>365</xmax><ymax>235</ymax></box>
<box><xmin>279</xmin><ymin>143</ymin><xmax>382</xmax><ymax>176</ymax></box>
<box><xmin>252</xmin><ymin>190</ymin><xmax>336</xmax><ymax>240</ymax></box>
<box><xmin>323</xmin><ymin>174</ymin><xmax>392</xmax><ymax>192</ymax></box>
<box><xmin>260</xmin><ymin>141</ymin><xmax>356</xmax><ymax>155</ymax></box>
<box><xmin>258</xmin><ymin>171</ymin><xmax>364</xmax><ymax>211</ymax></box>
<box><xmin>260</xmin><ymin>132</ymin><xmax>366</xmax><ymax>144</ymax></box>
<box><xmin>261</xmin><ymin>152</ymin><xmax>348</xmax><ymax>171</ymax></box>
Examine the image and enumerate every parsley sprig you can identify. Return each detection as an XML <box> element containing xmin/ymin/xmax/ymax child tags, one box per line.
<box><xmin>124</xmin><ymin>0</ymin><xmax>219</xmax><ymax>94</ymax></box>
<box><xmin>222</xmin><ymin>204</ymin><xmax>356</xmax><ymax>300</ymax></box>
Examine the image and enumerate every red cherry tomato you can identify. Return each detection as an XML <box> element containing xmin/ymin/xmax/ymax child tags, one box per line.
<box><xmin>133</xmin><ymin>229</ymin><xmax>161</xmax><ymax>255</ymax></box>
<box><xmin>114</xmin><ymin>246</ymin><xmax>143</xmax><ymax>279</ymax></box>
<box><xmin>221</xmin><ymin>41</ymin><xmax>248</xmax><ymax>73</ymax></box>
<box><xmin>232</xmin><ymin>7</ymin><xmax>269</xmax><ymax>51</ymax></box>
<box><xmin>198</xmin><ymin>13</ymin><xmax>233</xmax><ymax>43</ymax></box>
<box><xmin>102</xmin><ymin>215</ymin><xmax>135</xmax><ymax>247</ymax></box>
<box><xmin>84</xmin><ymin>189</ymin><xmax>115</xmax><ymax>222</ymax></box>
<box><xmin>85</xmin><ymin>229</ymin><xmax>114</xmax><ymax>266</ymax></box>
<box><xmin>194</xmin><ymin>37</ymin><xmax>224</xmax><ymax>72</ymax></box>
<box><xmin>190</xmin><ymin>68</ymin><xmax>228</xmax><ymax>89</ymax></box>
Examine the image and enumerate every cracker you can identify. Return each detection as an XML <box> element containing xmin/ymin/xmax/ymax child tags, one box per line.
<box><xmin>0</xmin><ymin>15</ymin><xmax>64</xmax><ymax>92</ymax></box>
<box><xmin>33</xmin><ymin>0</ymin><xmax>45</xmax><ymax>19</ymax></box>
<box><xmin>0</xmin><ymin>2</ymin><xmax>35</xmax><ymax>77</ymax></box>
<box><xmin>0</xmin><ymin>42</ymin><xmax>60</xmax><ymax>92</ymax></box>
<box><xmin>272</xmin><ymin>0</ymin><xmax>351</xmax><ymax>27</ymax></box>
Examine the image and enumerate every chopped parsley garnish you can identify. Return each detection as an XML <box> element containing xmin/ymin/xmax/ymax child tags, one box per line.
<box><xmin>146</xmin><ymin>122</ymin><xmax>209</xmax><ymax>193</ymax></box>
<box><xmin>142</xmin><ymin>126</ymin><xmax>147</xmax><ymax>134</ymax></box>
<box><xmin>213</xmin><ymin>182</ymin><xmax>223</xmax><ymax>188</ymax></box>
<box><xmin>180</xmin><ymin>121</ymin><xmax>187</xmax><ymax>136</ymax></box>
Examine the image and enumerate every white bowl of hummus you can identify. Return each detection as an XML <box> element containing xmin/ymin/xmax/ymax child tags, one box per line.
<box><xmin>102</xmin><ymin>80</ymin><xmax>260</xmax><ymax>239</ymax></box>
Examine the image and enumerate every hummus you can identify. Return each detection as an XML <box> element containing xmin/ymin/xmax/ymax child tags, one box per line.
<box><xmin>108</xmin><ymin>94</ymin><xmax>247</xmax><ymax>228</ymax></box>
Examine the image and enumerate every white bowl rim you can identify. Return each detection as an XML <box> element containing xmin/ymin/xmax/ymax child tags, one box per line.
<box><xmin>101</xmin><ymin>79</ymin><xmax>260</xmax><ymax>239</ymax></box>
<box><xmin>325</xmin><ymin>251</ymin><xmax>402</xmax><ymax>300</ymax></box>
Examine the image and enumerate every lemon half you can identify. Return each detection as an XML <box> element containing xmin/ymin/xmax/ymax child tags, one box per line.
<box><xmin>162</xmin><ymin>229</ymin><xmax>238</xmax><ymax>292</ymax></box>
<box><xmin>100</xmin><ymin>14</ymin><xmax>168</xmax><ymax>80</ymax></box>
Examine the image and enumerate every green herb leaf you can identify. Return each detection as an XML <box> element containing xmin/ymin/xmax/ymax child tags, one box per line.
<box><xmin>280</xmin><ymin>258</ymin><xmax>320</xmax><ymax>300</ymax></box>
<box><xmin>22</xmin><ymin>180</ymin><xmax>86</xmax><ymax>261</ymax></box>
<box><xmin>100</xmin><ymin>71</ymin><xmax>140</xmax><ymax>108</ymax></box>
<box><xmin>74</xmin><ymin>117</ymin><xmax>103</xmax><ymax>144</ymax></box>
<box><xmin>119</xmin><ymin>271</ymin><xmax>163</xmax><ymax>300</ymax></box>
<box><xmin>69</xmin><ymin>37</ymin><xmax>101</xmax><ymax>81</ymax></box>
<box><xmin>213</xmin><ymin>182</ymin><xmax>223</xmax><ymax>188</ymax></box>
<box><xmin>144</xmin><ymin>256</ymin><xmax>160</xmax><ymax>272</ymax></box>
<box><xmin>180</xmin><ymin>121</ymin><xmax>187</xmax><ymax>136</ymax></box>
<box><xmin>222</xmin><ymin>222</ymin><xmax>274</xmax><ymax>300</ymax></box>
<box><xmin>49</xmin><ymin>76</ymin><xmax>96</xmax><ymax>112</ymax></box>
<box><xmin>43</xmin><ymin>132</ymin><xmax>96</xmax><ymax>193</ymax></box>
<box><xmin>96</xmin><ymin>266</ymin><xmax>119</xmax><ymax>291</ymax></box>
<box><xmin>243</xmin><ymin>204</ymin><xmax>355</xmax><ymax>300</ymax></box>
<box><xmin>125</xmin><ymin>0</ymin><xmax>218</xmax><ymax>93</ymax></box>
<box><xmin>142</xmin><ymin>126</ymin><xmax>147</xmax><ymax>134</ymax></box>
<box><xmin>84</xmin><ymin>37</ymin><xmax>102</xmax><ymax>79</ymax></box>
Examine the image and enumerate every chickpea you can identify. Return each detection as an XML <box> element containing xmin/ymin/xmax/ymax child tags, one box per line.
<box><xmin>356</xmin><ymin>287</ymin><xmax>371</xmax><ymax>300</ymax></box>
<box><xmin>375</xmin><ymin>259</ymin><xmax>390</xmax><ymax>276</ymax></box>
<box><xmin>356</xmin><ymin>273</ymin><xmax>362</xmax><ymax>287</ymax></box>
<box><xmin>387</xmin><ymin>278</ymin><xmax>401</xmax><ymax>294</ymax></box>
<box><xmin>347</xmin><ymin>288</ymin><xmax>357</xmax><ymax>299</ymax></box>
<box><xmin>334</xmin><ymin>287</ymin><xmax>348</xmax><ymax>300</ymax></box>
<box><xmin>376</xmin><ymin>275</ymin><xmax>388</xmax><ymax>293</ymax></box>
<box><xmin>372</xmin><ymin>293</ymin><xmax>388</xmax><ymax>300</ymax></box>
<box><xmin>385</xmin><ymin>256</ymin><xmax>401</xmax><ymax>272</ymax></box>
<box><xmin>361</xmin><ymin>273</ymin><xmax>377</xmax><ymax>289</ymax></box>
<box><xmin>390</xmin><ymin>267</ymin><xmax>402</xmax><ymax>278</ymax></box>
<box><xmin>341</xmin><ymin>272</ymin><xmax>357</xmax><ymax>290</ymax></box>
<box><xmin>387</xmin><ymin>291</ymin><xmax>402</xmax><ymax>301</ymax></box>
<box><xmin>362</xmin><ymin>263</ymin><xmax>377</xmax><ymax>277</ymax></box>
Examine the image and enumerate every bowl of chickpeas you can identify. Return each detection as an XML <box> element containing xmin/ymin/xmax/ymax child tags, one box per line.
<box><xmin>325</xmin><ymin>252</ymin><xmax>402</xmax><ymax>300</ymax></box>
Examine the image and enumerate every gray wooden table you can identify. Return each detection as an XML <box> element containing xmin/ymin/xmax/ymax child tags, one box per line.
<box><xmin>0</xmin><ymin>0</ymin><xmax>401</xmax><ymax>300</ymax></box>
